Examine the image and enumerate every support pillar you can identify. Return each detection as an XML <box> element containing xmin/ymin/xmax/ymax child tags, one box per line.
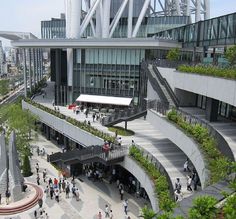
<box><xmin>32</xmin><ymin>48</ymin><xmax>36</xmax><ymax>87</ymax></box>
<box><xmin>23</xmin><ymin>49</ymin><xmax>27</xmax><ymax>97</ymax></box>
<box><xmin>28</xmin><ymin>49</ymin><xmax>32</xmax><ymax>92</ymax></box>
<box><xmin>206</xmin><ymin>98</ymin><xmax>219</xmax><ymax>122</ymax></box>
<box><xmin>55</xmin><ymin>49</ymin><xmax>62</xmax><ymax>105</ymax></box>
<box><xmin>46</xmin><ymin>126</ymin><xmax>50</xmax><ymax>140</ymax></box>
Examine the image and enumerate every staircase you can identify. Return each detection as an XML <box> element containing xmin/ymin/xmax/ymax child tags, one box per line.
<box><xmin>147</xmin><ymin>63</ymin><xmax>179</xmax><ymax>108</ymax></box>
<box><xmin>101</xmin><ymin>107</ymin><xmax>147</xmax><ymax>127</ymax></box>
<box><xmin>49</xmin><ymin>145</ymin><xmax>127</xmax><ymax>165</ymax></box>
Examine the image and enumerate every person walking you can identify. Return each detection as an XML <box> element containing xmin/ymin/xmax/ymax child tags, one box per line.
<box><xmin>35</xmin><ymin>163</ymin><xmax>39</xmax><ymax>173</ymax></box>
<box><xmin>187</xmin><ymin>175</ymin><xmax>193</xmax><ymax>191</ymax></box>
<box><xmin>38</xmin><ymin>198</ymin><xmax>43</xmax><ymax>208</ymax></box>
<box><xmin>62</xmin><ymin>180</ymin><xmax>66</xmax><ymax>192</ymax></box>
<box><xmin>43</xmin><ymin>169</ymin><xmax>47</xmax><ymax>183</ymax></box>
<box><xmin>105</xmin><ymin>204</ymin><xmax>109</xmax><ymax>218</ymax></box>
<box><xmin>34</xmin><ymin>210</ymin><xmax>37</xmax><ymax>219</ymax></box>
<box><xmin>50</xmin><ymin>187</ymin><xmax>54</xmax><ymax>200</ymax></box>
<box><xmin>184</xmin><ymin>158</ymin><xmax>190</xmax><ymax>172</ymax></box>
<box><xmin>109</xmin><ymin>210</ymin><xmax>113</xmax><ymax>219</ymax></box>
<box><xmin>5</xmin><ymin>190</ymin><xmax>10</xmax><ymax>205</ymax></box>
<box><xmin>123</xmin><ymin>199</ymin><xmax>128</xmax><ymax>215</ymax></box>
<box><xmin>55</xmin><ymin>189</ymin><xmax>59</xmax><ymax>202</ymax></box>
<box><xmin>66</xmin><ymin>185</ymin><xmax>70</xmax><ymax>198</ymax></box>
<box><xmin>75</xmin><ymin>189</ymin><xmax>80</xmax><ymax>201</ymax></box>
<box><xmin>98</xmin><ymin>211</ymin><xmax>102</xmax><ymax>219</ymax></box>
<box><xmin>37</xmin><ymin>174</ymin><xmax>40</xmax><ymax>185</ymax></box>
<box><xmin>175</xmin><ymin>178</ymin><xmax>182</xmax><ymax>192</ymax></box>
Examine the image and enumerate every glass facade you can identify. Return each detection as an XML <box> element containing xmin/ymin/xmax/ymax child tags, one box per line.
<box><xmin>72</xmin><ymin>48</ymin><xmax>145</xmax><ymax>102</ymax></box>
<box><xmin>41</xmin><ymin>16</ymin><xmax>66</xmax><ymax>39</ymax></box>
<box><xmin>153</xmin><ymin>12</ymin><xmax>236</xmax><ymax>48</ymax></box>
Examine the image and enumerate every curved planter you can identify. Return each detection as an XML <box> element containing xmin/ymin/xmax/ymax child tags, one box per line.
<box><xmin>119</xmin><ymin>156</ymin><xmax>159</xmax><ymax>212</ymax></box>
<box><xmin>22</xmin><ymin>100</ymin><xmax>104</xmax><ymax>147</ymax></box>
<box><xmin>147</xmin><ymin>109</ymin><xmax>209</xmax><ymax>188</ymax></box>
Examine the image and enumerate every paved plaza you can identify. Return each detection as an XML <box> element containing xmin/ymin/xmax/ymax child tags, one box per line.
<box><xmin>0</xmin><ymin>133</ymin><xmax>147</xmax><ymax>219</ymax></box>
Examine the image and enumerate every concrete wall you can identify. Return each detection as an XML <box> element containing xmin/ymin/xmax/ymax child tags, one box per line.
<box><xmin>175</xmin><ymin>89</ymin><xmax>197</xmax><ymax>107</ymax></box>
<box><xmin>158</xmin><ymin>67</ymin><xmax>236</xmax><ymax>107</ymax></box>
<box><xmin>147</xmin><ymin>110</ymin><xmax>209</xmax><ymax>188</ymax></box>
<box><xmin>22</xmin><ymin>101</ymin><xmax>104</xmax><ymax>147</ymax></box>
<box><xmin>147</xmin><ymin>80</ymin><xmax>161</xmax><ymax>101</ymax></box>
<box><xmin>119</xmin><ymin>156</ymin><xmax>159</xmax><ymax>212</ymax></box>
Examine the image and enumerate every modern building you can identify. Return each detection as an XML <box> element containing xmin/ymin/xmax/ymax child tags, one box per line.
<box><xmin>5</xmin><ymin>0</ymin><xmax>236</xmax><ymax>216</ymax></box>
<box><xmin>41</xmin><ymin>13</ymin><xmax>66</xmax><ymax>39</ymax></box>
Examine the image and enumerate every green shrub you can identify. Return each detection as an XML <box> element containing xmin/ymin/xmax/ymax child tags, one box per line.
<box><xmin>177</xmin><ymin>65</ymin><xmax>236</xmax><ymax>80</ymax></box>
<box><xmin>129</xmin><ymin>146</ymin><xmax>175</xmax><ymax>212</ymax></box>
<box><xmin>223</xmin><ymin>194</ymin><xmax>236</xmax><ymax>219</ymax></box>
<box><xmin>167</xmin><ymin>109</ymin><xmax>231</xmax><ymax>184</ymax></box>
<box><xmin>24</xmin><ymin>98</ymin><xmax>116</xmax><ymax>143</ymax></box>
<box><xmin>108</xmin><ymin>126</ymin><xmax>135</xmax><ymax>136</ymax></box>
<box><xmin>22</xmin><ymin>154</ymin><xmax>32</xmax><ymax>177</ymax></box>
<box><xmin>188</xmin><ymin>196</ymin><xmax>218</xmax><ymax>219</ymax></box>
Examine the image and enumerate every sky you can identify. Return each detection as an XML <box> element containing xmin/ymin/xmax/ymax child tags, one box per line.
<box><xmin>0</xmin><ymin>0</ymin><xmax>236</xmax><ymax>47</ymax></box>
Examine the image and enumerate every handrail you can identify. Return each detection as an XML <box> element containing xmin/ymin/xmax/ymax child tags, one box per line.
<box><xmin>131</xmin><ymin>144</ymin><xmax>175</xmax><ymax>197</ymax></box>
<box><xmin>141</xmin><ymin>62</ymin><xmax>170</xmax><ymax>106</ymax></box>
<box><xmin>152</xmin><ymin>63</ymin><xmax>179</xmax><ymax>107</ymax></box>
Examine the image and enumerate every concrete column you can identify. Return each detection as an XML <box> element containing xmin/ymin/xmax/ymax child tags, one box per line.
<box><xmin>55</xmin><ymin>49</ymin><xmax>62</xmax><ymax>105</ymax></box>
<box><xmin>206</xmin><ymin>98</ymin><xmax>219</xmax><ymax>122</ymax></box>
<box><xmin>36</xmin><ymin>49</ymin><xmax>39</xmax><ymax>83</ymax></box>
<box><xmin>23</xmin><ymin>49</ymin><xmax>27</xmax><ymax>97</ymax></box>
<box><xmin>46</xmin><ymin>125</ymin><xmax>50</xmax><ymax>140</ymax></box>
<box><xmin>127</xmin><ymin>0</ymin><xmax>133</xmax><ymax>38</ymax></box>
<box><xmin>96</xmin><ymin>1</ymin><xmax>102</xmax><ymax>37</ymax></box>
<box><xmin>28</xmin><ymin>49</ymin><xmax>32</xmax><ymax>92</ymax></box>
<box><xmin>32</xmin><ymin>48</ymin><xmax>36</xmax><ymax>87</ymax></box>
<box><xmin>102</xmin><ymin>0</ymin><xmax>111</xmax><ymax>38</ymax></box>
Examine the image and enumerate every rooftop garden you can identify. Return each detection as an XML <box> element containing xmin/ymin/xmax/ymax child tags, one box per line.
<box><xmin>167</xmin><ymin>109</ymin><xmax>232</xmax><ymax>184</ymax></box>
<box><xmin>129</xmin><ymin>145</ymin><xmax>175</xmax><ymax>213</ymax></box>
<box><xmin>24</xmin><ymin>98</ymin><xmax>116</xmax><ymax>143</ymax></box>
<box><xmin>177</xmin><ymin>65</ymin><xmax>236</xmax><ymax>80</ymax></box>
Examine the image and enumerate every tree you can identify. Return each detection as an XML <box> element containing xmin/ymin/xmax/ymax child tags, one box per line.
<box><xmin>140</xmin><ymin>206</ymin><xmax>157</xmax><ymax>219</ymax></box>
<box><xmin>225</xmin><ymin>45</ymin><xmax>236</xmax><ymax>65</ymax></box>
<box><xmin>22</xmin><ymin>154</ymin><xmax>32</xmax><ymax>177</ymax></box>
<box><xmin>189</xmin><ymin>196</ymin><xmax>218</xmax><ymax>219</ymax></box>
<box><xmin>223</xmin><ymin>194</ymin><xmax>236</xmax><ymax>219</ymax></box>
<box><xmin>166</xmin><ymin>48</ymin><xmax>180</xmax><ymax>61</ymax></box>
<box><xmin>0</xmin><ymin>79</ymin><xmax>10</xmax><ymax>96</ymax></box>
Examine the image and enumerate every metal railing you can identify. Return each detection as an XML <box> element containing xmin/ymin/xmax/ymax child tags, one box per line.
<box><xmin>147</xmin><ymin>99</ymin><xmax>169</xmax><ymax>115</ymax></box>
<box><xmin>152</xmin><ymin>63</ymin><xmax>179</xmax><ymax>107</ymax></box>
<box><xmin>101</xmin><ymin>106</ymin><xmax>147</xmax><ymax>126</ymax></box>
<box><xmin>130</xmin><ymin>144</ymin><xmax>175</xmax><ymax>197</ymax></box>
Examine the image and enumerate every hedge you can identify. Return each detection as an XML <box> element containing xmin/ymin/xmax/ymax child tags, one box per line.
<box><xmin>129</xmin><ymin>146</ymin><xmax>175</xmax><ymax>212</ymax></box>
<box><xmin>167</xmin><ymin>109</ymin><xmax>230</xmax><ymax>184</ymax></box>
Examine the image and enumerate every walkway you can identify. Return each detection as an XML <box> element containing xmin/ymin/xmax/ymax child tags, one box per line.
<box><xmin>33</xmin><ymin>82</ymin><xmax>195</xmax><ymax>198</ymax></box>
<box><xmin>2</xmin><ymin>133</ymin><xmax>147</xmax><ymax>219</ymax></box>
<box><xmin>180</xmin><ymin>107</ymin><xmax>236</xmax><ymax>161</ymax></box>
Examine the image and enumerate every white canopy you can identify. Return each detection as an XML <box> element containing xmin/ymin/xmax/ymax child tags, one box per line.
<box><xmin>76</xmin><ymin>94</ymin><xmax>133</xmax><ymax>106</ymax></box>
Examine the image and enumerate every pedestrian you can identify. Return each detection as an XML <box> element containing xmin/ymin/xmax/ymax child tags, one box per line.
<box><xmin>53</xmin><ymin>178</ymin><xmax>58</xmax><ymax>188</ymax></box>
<box><xmin>75</xmin><ymin>188</ymin><xmax>80</xmax><ymax>201</ymax></box>
<box><xmin>120</xmin><ymin>187</ymin><xmax>124</xmax><ymax>200</ymax></box>
<box><xmin>105</xmin><ymin>204</ymin><xmax>109</xmax><ymax>218</ymax></box>
<box><xmin>43</xmin><ymin>169</ymin><xmax>47</xmax><ymax>183</ymax></box>
<box><xmin>58</xmin><ymin>179</ymin><xmax>62</xmax><ymax>192</ymax></box>
<box><xmin>93</xmin><ymin>113</ymin><xmax>96</xmax><ymax>122</ymax></box>
<box><xmin>50</xmin><ymin>187</ymin><xmax>54</xmax><ymax>200</ymax></box>
<box><xmin>66</xmin><ymin>185</ymin><xmax>70</xmax><ymax>198</ymax></box>
<box><xmin>88</xmin><ymin>120</ymin><xmax>91</xmax><ymax>126</ymax></box>
<box><xmin>34</xmin><ymin>210</ymin><xmax>37</xmax><ymax>219</ymax></box>
<box><xmin>175</xmin><ymin>178</ymin><xmax>182</xmax><ymax>192</ymax></box>
<box><xmin>44</xmin><ymin>186</ymin><xmax>49</xmax><ymax>197</ymax></box>
<box><xmin>38</xmin><ymin>198</ymin><xmax>43</xmax><ymax>208</ymax></box>
<box><xmin>37</xmin><ymin>174</ymin><xmax>40</xmax><ymax>185</ymax></box>
<box><xmin>45</xmin><ymin>213</ymin><xmax>49</xmax><ymax>219</ymax></box>
<box><xmin>184</xmin><ymin>158</ymin><xmax>190</xmax><ymax>172</ymax></box>
<box><xmin>37</xmin><ymin>147</ymin><xmax>40</xmax><ymax>156</ymax></box>
<box><xmin>109</xmin><ymin>210</ymin><xmax>113</xmax><ymax>219</ymax></box>
<box><xmin>98</xmin><ymin>211</ymin><xmax>102</xmax><ymax>219</ymax></box>
<box><xmin>35</xmin><ymin>163</ymin><xmax>39</xmax><ymax>173</ymax></box>
<box><xmin>187</xmin><ymin>175</ymin><xmax>193</xmax><ymax>191</ymax></box>
<box><xmin>5</xmin><ymin>190</ymin><xmax>10</xmax><ymax>205</ymax></box>
<box><xmin>55</xmin><ymin>189</ymin><xmax>59</xmax><ymax>202</ymax></box>
<box><xmin>42</xmin><ymin>148</ymin><xmax>45</xmax><ymax>156</ymax></box>
<box><xmin>175</xmin><ymin>189</ymin><xmax>183</xmax><ymax>202</ymax></box>
<box><xmin>118</xmin><ymin>137</ymin><xmax>122</xmax><ymax>146</ymax></box>
<box><xmin>115</xmin><ymin>130</ymin><xmax>118</xmax><ymax>138</ymax></box>
<box><xmin>56</xmin><ymin>136</ymin><xmax>59</xmax><ymax>145</ymax></box>
<box><xmin>123</xmin><ymin>199</ymin><xmax>128</xmax><ymax>215</ymax></box>
<box><xmin>62</xmin><ymin>180</ymin><xmax>66</xmax><ymax>192</ymax></box>
<box><xmin>192</xmin><ymin>170</ymin><xmax>199</xmax><ymax>191</ymax></box>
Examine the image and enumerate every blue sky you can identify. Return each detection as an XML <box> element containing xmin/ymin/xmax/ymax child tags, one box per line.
<box><xmin>0</xmin><ymin>0</ymin><xmax>236</xmax><ymax>46</ymax></box>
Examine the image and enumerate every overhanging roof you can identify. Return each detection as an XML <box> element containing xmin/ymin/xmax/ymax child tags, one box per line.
<box><xmin>11</xmin><ymin>38</ymin><xmax>181</xmax><ymax>49</ymax></box>
<box><xmin>0</xmin><ymin>31</ymin><xmax>38</xmax><ymax>40</ymax></box>
<box><xmin>76</xmin><ymin>94</ymin><xmax>133</xmax><ymax>106</ymax></box>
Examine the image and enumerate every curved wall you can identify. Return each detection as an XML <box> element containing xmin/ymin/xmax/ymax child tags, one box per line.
<box><xmin>22</xmin><ymin>100</ymin><xmax>104</xmax><ymax>147</ymax></box>
<box><xmin>147</xmin><ymin>109</ymin><xmax>209</xmax><ymax>188</ymax></box>
<box><xmin>119</xmin><ymin>156</ymin><xmax>159</xmax><ymax>212</ymax></box>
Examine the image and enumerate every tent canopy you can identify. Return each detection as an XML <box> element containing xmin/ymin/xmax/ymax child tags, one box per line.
<box><xmin>76</xmin><ymin>94</ymin><xmax>133</xmax><ymax>106</ymax></box>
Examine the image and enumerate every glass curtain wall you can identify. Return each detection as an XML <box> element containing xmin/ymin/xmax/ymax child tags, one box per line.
<box><xmin>72</xmin><ymin>48</ymin><xmax>145</xmax><ymax>103</ymax></box>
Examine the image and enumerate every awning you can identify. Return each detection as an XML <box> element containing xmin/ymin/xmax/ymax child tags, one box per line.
<box><xmin>76</xmin><ymin>94</ymin><xmax>133</xmax><ymax>106</ymax></box>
